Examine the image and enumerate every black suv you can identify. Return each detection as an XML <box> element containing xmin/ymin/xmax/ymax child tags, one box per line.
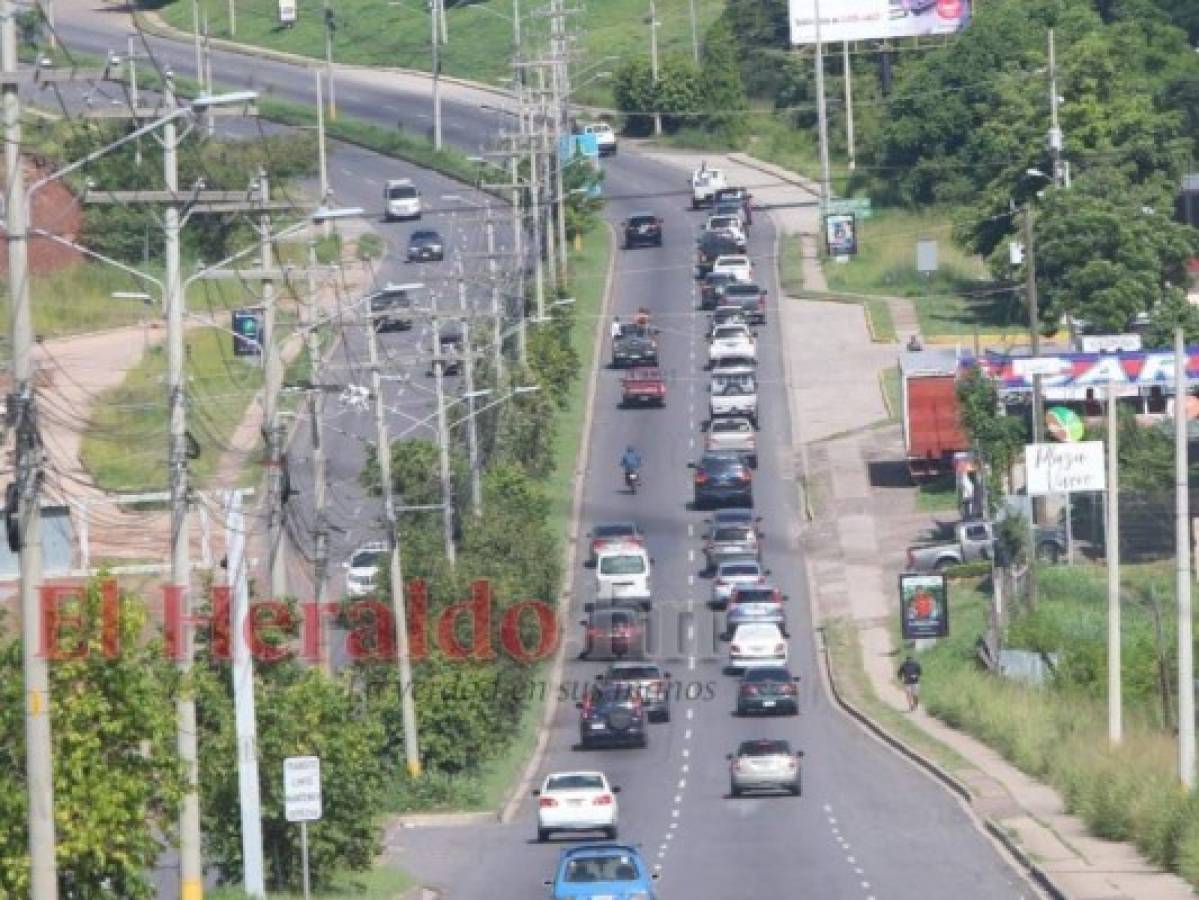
<box><xmin>432</xmin><ymin>328</ymin><xmax>464</xmax><ymax>376</ymax></box>
<box><xmin>689</xmin><ymin>450</ymin><xmax>753</xmax><ymax>509</ymax></box>
<box><xmin>368</xmin><ymin>285</ymin><xmax>414</xmax><ymax>331</ymax></box>
<box><xmin>611</xmin><ymin>324</ymin><xmax>659</xmax><ymax>368</ymax></box>
<box><xmin>736</xmin><ymin>666</ymin><xmax>799</xmax><ymax>716</ymax></box>
<box><xmin>407</xmin><ymin>229</ymin><xmax>445</xmax><ymax>262</ymax></box>
<box><xmin>623</xmin><ymin>213</ymin><xmax>663</xmax><ymax>249</ymax></box>
<box><xmin>696</xmin><ymin>231</ymin><xmax>743</xmax><ymax>278</ymax></box>
<box><xmin>577</xmin><ymin>682</ymin><xmax>649</xmax><ymax>748</ymax></box>
<box><xmin>713</xmin><ymin>187</ymin><xmax>752</xmax><ymax>226</ymax></box>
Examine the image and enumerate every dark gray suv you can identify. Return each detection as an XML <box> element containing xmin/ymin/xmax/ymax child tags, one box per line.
<box><xmin>577</xmin><ymin>682</ymin><xmax>649</xmax><ymax>749</ymax></box>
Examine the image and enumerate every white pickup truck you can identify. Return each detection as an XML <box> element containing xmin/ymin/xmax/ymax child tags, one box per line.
<box><xmin>709</xmin><ymin>367</ymin><xmax>758</xmax><ymax>427</ymax></box>
<box><xmin>691</xmin><ymin>166</ymin><xmax>728</xmax><ymax>209</ymax></box>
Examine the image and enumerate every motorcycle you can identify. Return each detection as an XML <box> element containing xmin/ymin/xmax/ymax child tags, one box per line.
<box><xmin>624</xmin><ymin>468</ymin><xmax>640</xmax><ymax>494</ymax></box>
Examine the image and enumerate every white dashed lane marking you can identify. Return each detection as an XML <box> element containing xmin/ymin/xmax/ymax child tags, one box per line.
<box><xmin>825</xmin><ymin>803</ymin><xmax>875</xmax><ymax>896</ymax></box>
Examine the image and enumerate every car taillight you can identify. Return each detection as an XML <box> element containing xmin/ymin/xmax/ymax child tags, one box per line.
<box><xmin>587</xmin><ymin>628</ymin><xmax>599</xmax><ymax>638</ymax></box>
<box><xmin>757</xmin><ymin>576</ymin><xmax>766</xmax><ymax>584</ymax></box>
<box><xmin>786</xmin><ymin>757</ymin><xmax>798</xmax><ymax>769</ymax></box>
<box><xmin>782</xmin><ymin>683</ymin><xmax>796</xmax><ymax>694</ymax></box>
<box><xmin>774</xmin><ymin>643</ymin><xmax>786</xmax><ymax>654</ymax></box>
<box><xmin>593</xmin><ymin>794</ymin><xmax>614</xmax><ymax>805</ymax></box>
<box><xmin>695</xmin><ymin>472</ymin><xmax>709</xmax><ymax>484</ymax></box>
<box><xmin>731</xmin><ymin>644</ymin><xmax>741</xmax><ymax>654</ymax></box>
<box><xmin>743</xmin><ymin>685</ymin><xmax>757</xmax><ymax>695</ymax></box>
<box><xmin>539</xmin><ymin>797</ymin><xmax>558</xmax><ymax>807</ymax></box>
<box><xmin>758</xmin><ymin>294</ymin><xmax>766</xmax><ymax>308</ymax></box>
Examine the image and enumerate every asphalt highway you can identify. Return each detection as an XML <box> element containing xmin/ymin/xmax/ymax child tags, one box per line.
<box><xmin>52</xmin><ymin>7</ymin><xmax>1038</xmax><ymax>897</ymax></box>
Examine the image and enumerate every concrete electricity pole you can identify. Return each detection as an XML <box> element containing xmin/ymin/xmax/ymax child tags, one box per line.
<box><xmin>1176</xmin><ymin>326</ymin><xmax>1195</xmax><ymax>789</ymax></box>
<box><xmin>485</xmin><ymin>204</ymin><xmax>504</xmax><ymax>377</ymax></box>
<box><xmin>813</xmin><ymin>0</ymin><xmax>832</xmax><ymax>209</ymax></box>
<box><xmin>431</xmin><ymin>0</ymin><xmax>443</xmax><ymax>149</ymax></box>
<box><xmin>323</xmin><ymin>0</ymin><xmax>337</xmax><ymax>120</ymax></box>
<box><xmin>456</xmin><ymin>260</ymin><xmax>483</xmax><ymax>517</ymax></box>
<box><xmin>648</xmin><ymin>0</ymin><xmax>661</xmax><ymax>136</ymax></box>
<box><xmin>431</xmin><ymin>315</ymin><xmax>457</xmax><ymax>563</ymax></box>
<box><xmin>843</xmin><ymin>42</ymin><xmax>856</xmax><ymax>172</ymax></box>
<box><xmin>1047</xmin><ymin>28</ymin><xmax>1064</xmax><ymax>188</ymax></box>
<box><xmin>365</xmin><ymin>306</ymin><xmax>422</xmax><ymax>777</ymax></box>
<box><xmin>1106</xmin><ymin>380</ymin><xmax>1122</xmax><ymax>745</ymax></box>
<box><xmin>688</xmin><ymin>0</ymin><xmax>699</xmax><ymax>64</ymax></box>
<box><xmin>3</xmin><ymin>0</ymin><xmax>59</xmax><ymax>892</ymax></box>
<box><xmin>259</xmin><ymin>171</ymin><xmax>288</xmax><ymax>602</ymax></box>
<box><xmin>306</xmin><ymin>238</ymin><xmax>331</xmax><ymax>670</ymax></box>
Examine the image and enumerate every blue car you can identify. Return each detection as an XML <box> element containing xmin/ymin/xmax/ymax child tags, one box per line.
<box><xmin>545</xmin><ymin>843</ymin><xmax>659</xmax><ymax>899</ymax></box>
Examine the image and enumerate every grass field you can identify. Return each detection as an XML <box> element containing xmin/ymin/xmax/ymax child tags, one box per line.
<box><xmin>156</xmin><ymin>0</ymin><xmax>723</xmax><ymax>107</ymax></box>
<box><xmin>210</xmin><ymin>863</ymin><xmax>413</xmax><ymax>899</ymax></box>
<box><xmin>80</xmin><ymin>323</ymin><xmax>265</xmax><ymax>491</ymax></box>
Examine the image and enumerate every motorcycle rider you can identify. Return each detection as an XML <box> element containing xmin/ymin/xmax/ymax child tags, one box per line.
<box><xmin>620</xmin><ymin>446</ymin><xmax>642</xmax><ymax>486</ymax></box>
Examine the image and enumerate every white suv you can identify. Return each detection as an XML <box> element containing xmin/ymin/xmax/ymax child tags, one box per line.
<box><xmin>583</xmin><ymin>122</ymin><xmax>618</xmax><ymax>156</ymax></box>
<box><xmin>344</xmin><ymin>542</ymin><xmax>386</xmax><ymax>598</ymax></box>
<box><xmin>384</xmin><ymin>178</ymin><xmax>421</xmax><ymax>220</ymax></box>
<box><xmin>691</xmin><ymin>166</ymin><xmax>727</xmax><ymax>208</ymax></box>
<box><xmin>712</xmin><ymin>255</ymin><xmax>753</xmax><ymax>282</ymax></box>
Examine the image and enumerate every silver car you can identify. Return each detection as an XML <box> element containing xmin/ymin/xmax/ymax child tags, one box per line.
<box><xmin>709</xmin><ymin>559</ymin><xmax>768</xmax><ymax>609</ymax></box>
<box><xmin>724</xmin><ymin>585</ymin><xmax>788</xmax><ymax>638</ymax></box>
<box><xmin>703</xmin><ymin>518</ymin><xmax>763</xmax><ymax>573</ymax></box>
<box><xmin>728</xmin><ymin>738</ymin><xmax>803</xmax><ymax>797</ymax></box>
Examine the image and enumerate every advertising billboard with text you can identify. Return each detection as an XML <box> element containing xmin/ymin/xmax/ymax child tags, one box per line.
<box><xmin>789</xmin><ymin>0</ymin><xmax>971</xmax><ymax>45</ymax></box>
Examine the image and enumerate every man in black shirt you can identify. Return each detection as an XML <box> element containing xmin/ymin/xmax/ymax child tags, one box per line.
<box><xmin>898</xmin><ymin>656</ymin><xmax>922</xmax><ymax>711</ymax></box>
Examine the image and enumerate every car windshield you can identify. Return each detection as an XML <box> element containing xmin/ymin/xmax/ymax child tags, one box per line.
<box><xmin>630</xmin><ymin>215</ymin><xmax>656</xmax><ymax>226</ymax></box>
<box><xmin>713</xmin><ymin>375</ymin><xmax>755</xmax><ymax>395</ymax></box>
<box><xmin>739</xmin><ymin>739</ymin><xmax>791</xmax><ymax>756</ymax></box>
<box><xmin>589</xmin><ymin>124</ymin><xmax>612</xmax><ymax>134</ymax></box>
<box><xmin>712</xmin><ymin>326</ymin><xmax>746</xmax><ymax>340</ymax></box>
<box><xmin>736</xmin><ymin>624</ymin><xmax>779</xmax><ymax>639</ymax></box>
<box><xmin>563</xmin><ymin>854</ymin><xmax>641</xmax><ymax>882</ymax></box>
<box><xmin>714</xmin><ymin>527</ymin><xmax>751</xmax><ymax>542</ymax></box>
<box><xmin>720</xmin><ymin>563</ymin><xmax>760</xmax><ymax>577</ymax></box>
<box><xmin>599</xmin><ymin>554</ymin><xmax>646</xmax><ymax>575</ymax></box>
<box><xmin>546</xmin><ymin>774</ymin><xmax>604</xmax><ymax>792</ymax></box>
<box><xmin>594</xmin><ymin>524</ymin><xmax>635</xmax><ymax>539</ymax></box>
<box><xmin>725</xmin><ymin>284</ymin><xmax>759</xmax><ymax>297</ymax></box>
<box><xmin>610</xmin><ymin>665</ymin><xmax>660</xmax><ymax>679</ymax></box>
<box><xmin>711</xmin><ymin>420</ymin><xmax>750</xmax><ymax>434</ymax></box>
<box><xmin>387</xmin><ymin>184</ymin><xmax>417</xmax><ymax>199</ymax></box>
<box><xmin>733</xmin><ymin>588</ymin><xmax>777</xmax><ymax>604</ymax></box>
<box><xmin>350</xmin><ymin>550</ymin><xmax>382</xmax><ymax>569</ymax></box>
<box><xmin>709</xmin><ymin>216</ymin><xmax>736</xmax><ymax>229</ymax></box>
<box><xmin>743</xmin><ymin>667</ymin><xmax>790</xmax><ymax>682</ymax></box>
<box><xmin>411</xmin><ymin>231</ymin><xmax>439</xmax><ymax>242</ymax></box>
<box><xmin>717</xmin><ymin>257</ymin><xmax>747</xmax><ymax>267</ymax></box>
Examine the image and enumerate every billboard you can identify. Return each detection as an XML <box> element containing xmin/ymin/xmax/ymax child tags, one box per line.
<box><xmin>278</xmin><ymin>0</ymin><xmax>296</xmax><ymax>24</ymax></box>
<box><xmin>232</xmin><ymin>308</ymin><xmax>264</xmax><ymax>357</ymax></box>
<box><xmin>824</xmin><ymin>212</ymin><xmax>857</xmax><ymax>256</ymax></box>
<box><xmin>899</xmin><ymin>573</ymin><xmax>948</xmax><ymax>640</ymax></box>
<box><xmin>559</xmin><ymin>133</ymin><xmax>602</xmax><ymax>198</ymax></box>
<box><xmin>971</xmin><ymin>349</ymin><xmax>1199</xmax><ymax>393</ymax></box>
<box><xmin>789</xmin><ymin>0</ymin><xmax>971</xmax><ymax>45</ymax></box>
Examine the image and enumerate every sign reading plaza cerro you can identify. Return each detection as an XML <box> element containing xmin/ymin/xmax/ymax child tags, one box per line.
<box><xmin>1024</xmin><ymin>441</ymin><xmax>1106</xmax><ymax>497</ymax></box>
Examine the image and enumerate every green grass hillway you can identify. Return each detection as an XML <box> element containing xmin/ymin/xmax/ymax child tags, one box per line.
<box><xmin>922</xmin><ymin>569</ymin><xmax>1199</xmax><ymax>888</ymax></box>
<box><xmin>153</xmin><ymin>0</ymin><xmax>725</xmax><ymax>107</ymax></box>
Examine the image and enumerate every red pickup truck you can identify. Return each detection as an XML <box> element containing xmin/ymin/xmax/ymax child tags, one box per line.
<box><xmin>620</xmin><ymin>367</ymin><xmax>666</xmax><ymax>408</ymax></box>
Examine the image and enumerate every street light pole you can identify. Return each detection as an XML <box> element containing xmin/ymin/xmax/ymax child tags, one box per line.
<box><xmin>813</xmin><ymin>0</ymin><xmax>832</xmax><ymax>209</ymax></box>
<box><xmin>456</xmin><ymin>259</ymin><xmax>483</xmax><ymax>517</ymax></box>
<box><xmin>261</xmin><ymin>171</ymin><xmax>288</xmax><ymax>603</ymax></box>
<box><xmin>306</xmin><ymin>237</ymin><xmax>330</xmax><ymax>671</ymax></box>
<box><xmin>432</xmin><ymin>315</ymin><xmax>457</xmax><ymax>563</ymax></box>
<box><xmin>431</xmin><ymin>0</ymin><xmax>443</xmax><ymax>149</ymax></box>
<box><xmin>3</xmin><ymin>0</ymin><xmax>58</xmax><ymax>890</ymax></box>
<box><xmin>1176</xmin><ymin>326</ymin><xmax>1195</xmax><ymax>789</ymax></box>
<box><xmin>648</xmin><ymin>0</ymin><xmax>661</xmax><ymax>136</ymax></box>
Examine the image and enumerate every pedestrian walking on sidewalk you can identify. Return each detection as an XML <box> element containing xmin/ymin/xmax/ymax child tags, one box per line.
<box><xmin>898</xmin><ymin>655</ymin><xmax>922</xmax><ymax>711</ymax></box>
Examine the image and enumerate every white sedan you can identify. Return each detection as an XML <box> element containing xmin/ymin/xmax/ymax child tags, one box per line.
<box><xmin>710</xmin><ymin>558</ymin><xmax>768</xmax><ymax>609</ymax></box>
<box><xmin>711</xmin><ymin>254</ymin><xmax>753</xmax><ymax>282</ymax></box>
<box><xmin>704</xmin><ymin>214</ymin><xmax>746</xmax><ymax>244</ymax></box>
<box><xmin>728</xmin><ymin>622</ymin><xmax>788</xmax><ymax>671</ymax></box>
<box><xmin>535</xmin><ymin>771</ymin><xmax>620</xmax><ymax>842</ymax></box>
<box><xmin>708</xmin><ymin>323</ymin><xmax>756</xmax><ymax>367</ymax></box>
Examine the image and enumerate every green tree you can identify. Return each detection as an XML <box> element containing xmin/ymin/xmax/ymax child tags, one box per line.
<box><xmin>0</xmin><ymin>581</ymin><xmax>182</xmax><ymax>898</ymax></box>
<box><xmin>612</xmin><ymin>57</ymin><xmax>656</xmax><ymax>136</ymax></box>
<box><xmin>656</xmin><ymin>53</ymin><xmax>705</xmax><ymax>133</ymax></box>
<box><xmin>700</xmin><ymin>19</ymin><xmax>749</xmax><ymax>143</ymax></box>
<box><xmin>198</xmin><ymin>664</ymin><xmax>387</xmax><ymax>890</ymax></box>
<box><xmin>956</xmin><ymin>366</ymin><xmax>1028</xmax><ymax>510</ymax></box>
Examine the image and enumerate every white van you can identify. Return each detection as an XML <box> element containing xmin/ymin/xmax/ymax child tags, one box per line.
<box><xmin>384</xmin><ymin>178</ymin><xmax>422</xmax><ymax>220</ymax></box>
<box><xmin>583</xmin><ymin>122</ymin><xmax>618</xmax><ymax>156</ymax></box>
<box><xmin>595</xmin><ymin>545</ymin><xmax>652</xmax><ymax>608</ymax></box>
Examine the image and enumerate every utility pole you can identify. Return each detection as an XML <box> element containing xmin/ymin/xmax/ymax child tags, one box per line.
<box><xmin>1176</xmin><ymin>326</ymin><xmax>1195</xmax><ymax>789</ymax></box>
<box><xmin>813</xmin><ymin>0</ymin><xmax>832</xmax><ymax>209</ymax></box>
<box><xmin>315</xmin><ymin>71</ymin><xmax>330</xmax><ymax>207</ymax></box>
<box><xmin>550</xmin><ymin>2</ymin><xmax>569</xmax><ymax>284</ymax></box>
<box><xmin>306</xmin><ymin>237</ymin><xmax>330</xmax><ymax>672</ymax></box>
<box><xmin>260</xmin><ymin>170</ymin><xmax>287</xmax><ymax>602</ymax></box>
<box><xmin>1025</xmin><ymin>199</ymin><xmax>1043</xmax><ymax>609</ymax></box>
<box><xmin>688</xmin><ymin>0</ymin><xmax>699</xmax><ymax>64</ymax></box>
<box><xmin>4</xmin><ymin>0</ymin><xmax>59</xmax><ymax>891</ymax></box>
<box><xmin>323</xmin><ymin>0</ymin><xmax>337</xmax><ymax>120</ymax></box>
<box><xmin>456</xmin><ymin>260</ymin><xmax>483</xmax><ymax>517</ymax></box>
<box><xmin>203</xmin><ymin>14</ymin><xmax>214</xmax><ymax>136</ymax></box>
<box><xmin>535</xmin><ymin>68</ymin><xmax>558</xmax><ymax>296</ymax></box>
<box><xmin>128</xmin><ymin>35</ymin><xmax>142</xmax><ymax>167</ymax></box>
<box><xmin>228</xmin><ymin>0</ymin><xmax>237</xmax><ymax>36</ymax></box>
<box><xmin>437</xmin><ymin>0</ymin><xmax>447</xmax><ymax>45</ymax></box>
<box><xmin>431</xmin><ymin>314</ymin><xmax>457</xmax><ymax>563</ymax></box>
<box><xmin>509</xmin><ymin>146</ymin><xmax>528</xmax><ymax>363</ymax></box>
<box><xmin>41</xmin><ymin>0</ymin><xmax>55</xmax><ymax>50</ymax></box>
<box><xmin>843</xmin><ymin>41</ymin><xmax>856</xmax><ymax>172</ymax></box>
<box><xmin>226</xmin><ymin>489</ymin><xmax>265</xmax><ymax>898</ymax></box>
<box><xmin>365</xmin><ymin>306</ymin><xmax>422</xmax><ymax>777</ymax></box>
<box><xmin>1047</xmin><ymin>28</ymin><xmax>1064</xmax><ymax>188</ymax></box>
<box><xmin>1107</xmin><ymin>380</ymin><xmax>1122</xmax><ymax>745</ymax></box>
<box><xmin>528</xmin><ymin>118</ymin><xmax>547</xmax><ymax>323</ymax></box>
<box><xmin>431</xmin><ymin>0</ymin><xmax>443</xmax><ymax>149</ymax></box>
<box><xmin>485</xmin><ymin>204</ymin><xmax>503</xmax><ymax>377</ymax></box>
<box><xmin>648</xmin><ymin>0</ymin><xmax>661</xmax><ymax>137</ymax></box>
<box><xmin>163</xmin><ymin>73</ymin><xmax>204</xmax><ymax>900</ymax></box>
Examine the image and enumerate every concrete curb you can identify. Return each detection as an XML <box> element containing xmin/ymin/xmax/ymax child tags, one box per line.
<box><xmin>729</xmin><ymin>153</ymin><xmax>820</xmax><ymax>196</ymax></box>
<box><xmin>134</xmin><ymin>10</ymin><xmax>515</xmax><ymax>102</ymax></box>
<box><xmin>498</xmin><ymin>221</ymin><xmax>618</xmax><ymax>825</ymax></box>
<box><xmin>392</xmin><ymin>811</ymin><xmax>495</xmax><ymax>828</ymax></box>
<box><xmin>813</xmin><ymin>627</ymin><xmax>1066</xmax><ymax>900</ymax></box>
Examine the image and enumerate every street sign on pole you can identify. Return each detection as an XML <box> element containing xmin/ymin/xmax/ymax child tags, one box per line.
<box><xmin>284</xmin><ymin>756</ymin><xmax>321</xmax><ymax>900</ymax></box>
<box><xmin>916</xmin><ymin>240</ymin><xmax>938</xmax><ymax>275</ymax></box>
<box><xmin>825</xmin><ymin>196</ymin><xmax>872</xmax><ymax>219</ymax></box>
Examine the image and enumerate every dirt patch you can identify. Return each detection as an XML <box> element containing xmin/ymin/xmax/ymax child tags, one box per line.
<box><xmin>0</xmin><ymin>161</ymin><xmax>85</xmax><ymax>276</ymax></box>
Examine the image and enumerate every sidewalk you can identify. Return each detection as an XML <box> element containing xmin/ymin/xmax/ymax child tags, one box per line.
<box><xmin>637</xmin><ymin>146</ymin><xmax>1197</xmax><ymax>899</ymax></box>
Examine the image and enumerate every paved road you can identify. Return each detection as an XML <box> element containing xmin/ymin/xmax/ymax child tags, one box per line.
<box><xmin>52</xmin><ymin>8</ymin><xmax>1038</xmax><ymax>897</ymax></box>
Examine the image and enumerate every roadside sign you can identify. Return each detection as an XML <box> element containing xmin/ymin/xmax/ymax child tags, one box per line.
<box><xmin>232</xmin><ymin>308</ymin><xmax>264</xmax><ymax>357</ymax></box>
<box><xmin>278</xmin><ymin>0</ymin><xmax>297</xmax><ymax>24</ymax></box>
<box><xmin>826</xmin><ymin>197</ymin><xmax>872</xmax><ymax>219</ymax></box>
<box><xmin>899</xmin><ymin>573</ymin><xmax>948</xmax><ymax>640</ymax></box>
<box><xmin>1024</xmin><ymin>441</ymin><xmax>1106</xmax><ymax>496</ymax></box>
<box><xmin>916</xmin><ymin>240</ymin><xmax>938</xmax><ymax>275</ymax></box>
<box><xmin>284</xmin><ymin>756</ymin><xmax>322</xmax><ymax>822</ymax></box>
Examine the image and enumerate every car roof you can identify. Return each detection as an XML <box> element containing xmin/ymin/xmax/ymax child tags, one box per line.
<box><xmin>386</xmin><ymin>177</ymin><xmax>413</xmax><ymax>185</ymax></box>
<box><xmin>593</xmin><ymin>521</ymin><xmax>639</xmax><ymax>532</ymax></box>
<box><xmin>629</xmin><ymin>211</ymin><xmax>657</xmax><ymax>218</ymax></box>
<box><xmin>742</xmin><ymin>666</ymin><xmax>792</xmax><ymax>680</ymax></box>
<box><xmin>715</xmin><ymin>509</ymin><xmax>754</xmax><ymax>522</ymax></box>
<box><xmin>410</xmin><ymin>229</ymin><xmax>440</xmax><ymax>237</ymax></box>
<box><xmin>737</xmin><ymin>738</ymin><xmax>792</xmax><ymax>754</ymax></box>
<box><xmin>724</xmin><ymin>282</ymin><xmax>761</xmax><ymax>291</ymax></box>
<box><xmin>609</xmin><ymin>660</ymin><xmax>661</xmax><ymax>671</ymax></box>
<box><xmin>710</xmin><ymin>417</ymin><xmax>752</xmax><ymax>428</ymax></box>
<box><xmin>718</xmin><ymin>558</ymin><xmax>761</xmax><ymax>571</ymax></box>
<box><xmin>733</xmin><ymin>622</ymin><xmax>781</xmax><ymax>635</ymax></box>
<box><xmin>544</xmin><ymin>770</ymin><xmax>607</xmax><ymax>782</ymax></box>
<box><xmin>560</xmin><ymin>843</ymin><xmax>644</xmax><ymax>860</ymax></box>
<box><xmin>596</xmin><ymin>543</ymin><xmax>648</xmax><ymax>554</ymax></box>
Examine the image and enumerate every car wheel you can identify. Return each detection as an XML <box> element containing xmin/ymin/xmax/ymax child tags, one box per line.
<box><xmin>791</xmin><ymin>778</ymin><xmax>802</xmax><ymax>796</ymax></box>
<box><xmin>637</xmin><ymin>734</ymin><xmax>648</xmax><ymax>748</ymax></box>
<box><xmin>730</xmin><ymin>783</ymin><xmax>741</xmax><ymax>798</ymax></box>
<box><xmin>605</xmin><ymin>826</ymin><xmax>618</xmax><ymax>840</ymax></box>
<box><xmin>537</xmin><ymin>828</ymin><xmax>550</xmax><ymax>842</ymax></box>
